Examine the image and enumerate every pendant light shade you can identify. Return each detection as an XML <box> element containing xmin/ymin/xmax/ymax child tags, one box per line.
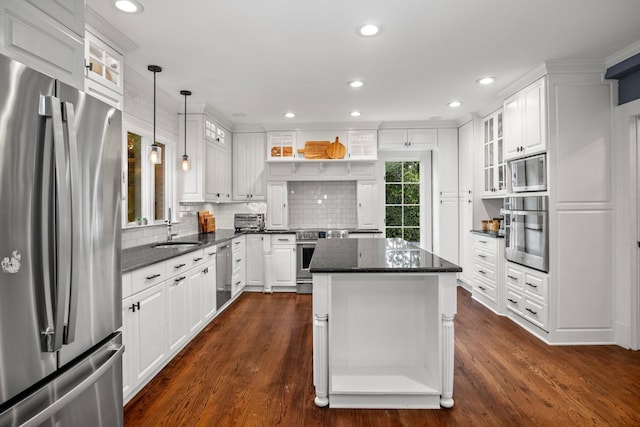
<box><xmin>148</xmin><ymin>65</ymin><xmax>162</xmax><ymax>164</ymax></box>
<box><xmin>180</xmin><ymin>90</ymin><xmax>192</xmax><ymax>172</ymax></box>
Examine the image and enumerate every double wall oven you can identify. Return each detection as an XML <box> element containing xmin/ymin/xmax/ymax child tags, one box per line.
<box><xmin>502</xmin><ymin>196</ymin><xmax>549</xmax><ymax>272</ymax></box>
<box><xmin>296</xmin><ymin>230</ymin><xmax>349</xmax><ymax>293</ymax></box>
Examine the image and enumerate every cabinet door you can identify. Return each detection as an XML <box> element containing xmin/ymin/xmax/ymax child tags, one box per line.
<box><xmin>272</xmin><ymin>245</ymin><xmax>296</xmax><ymax>288</ymax></box>
<box><xmin>523</xmin><ymin>78</ymin><xmax>546</xmax><ymax>154</ymax></box>
<box><xmin>250</xmin><ymin>134</ymin><xmax>267</xmax><ymax>199</ymax></box>
<box><xmin>121</xmin><ymin>297</ymin><xmax>136</xmax><ymax>399</ymax></box>
<box><xmin>267</xmin><ymin>182</ymin><xmax>288</xmax><ymax>230</ymax></box>
<box><xmin>27</xmin><ymin>0</ymin><xmax>84</xmax><ymax>36</ymax></box>
<box><xmin>503</xmin><ymin>96</ymin><xmax>522</xmax><ymax>160</ymax></box>
<box><xmin>347</xmin><ymin>130</ymin><xmax>377</xmax><ymax>160</ymax></box>
<box><xmin>458</xmin><ymin>198</ymin><xmax>474</xmax><ymax>285</ymax></box>
<box><xmin>408</xmin><ymin>129</ymin><xmax>438</xmax><ymax>150</ymax></box>
<box><xmin>166</xmin><ymin>276</ymin><xmax>188</xmax><ymax>354</ymax></box>
<box><xmin>437</xmin><ymin>198</ymin><xmax>459</xmax><ymax>264</ymax></box>
<box><xmin>202</xmin><ymin>261</ymin><xmax>217</xmax><ymax>320</ymax></box>
<box><xmin>246</xmin><ymin>235</ymin><xmax>265</xmax><ymax>288</ymax></box>
<box><xmin>232</xmin><ymin>133</ymin><xmax>251</xmax><ymax>200</ymax></box>
<box><xmin>378</xmin><ymin>129</ymin><xmax>407</xmax><ymax>150</ymax></box>
<box><xmin>458</xmin><ymin>121</ymin><xmax>474</xmax><ymax>197</ymax></box>
<box><xmin>181</xmin><ymin>116</ymin><xmax>205</xmax><ymax>202</ymax></box>
<box><xmin>187</xmin><ymin>267</ymin><xmax>204</xmax><ymax>335</ymax></box>
<box><xmin>132</xmin><ymin>283</ymin><xmax>167</xmax><ymax>385</ymax></box>
<box><xmin>357</xmin><ymin>181</ymin><xmax>377</xmax><ymax>229</ymax></box>
<box><xmin>437</xmin><ymin>129</ymin><xmax>458</xmax><ymax>198</ymax></box>
<box><xmin>267</xmin><ymin>131</ymin><xmax>297</xmax><ymax>160</ymax></box>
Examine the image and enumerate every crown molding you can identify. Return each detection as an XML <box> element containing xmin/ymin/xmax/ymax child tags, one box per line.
<box><xmin>85</xmin><ymin>6</ymin><xmax>138</xmax><ymax>54</ymax></box>
<box><xmin>606</xmin><ymin>39</ymin><xmax>640</xmax><ymax>69</ymax></box>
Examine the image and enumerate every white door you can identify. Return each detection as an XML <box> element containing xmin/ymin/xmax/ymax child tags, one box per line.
<box><xmin>267</xmin><ymin>182</ymin><xmax>288</xmax><ymax>229</ymax></box>
<box><xmin>133</xmin><ymin>283</ymin><xmax>167</xmax><ymax>384</ymax></box>
<box><xmin>437</xmin><ymin>128</ymin><xmax>458</xmax><ymax>198</ymax></box>
<box><xmin>246</xmin><ymin>235</ymin><xmax>265</xmax><ymax>287</ymax></box>
<box><xmin>272</xmin><ymin>245</ymin><xmax>296</xmax><ymax>287</ymax></box>
<box><xmin>357</xmin><ymin>181</ymin><xmax>377</xmax><ymax>229</ymax></box>
<box><xmin>523</xmin><ymin>78</ymin><xmax>546</xmax><ymax>154</ymax></box>
<box><xmin>409</xmin><ymin>128</ymin><xmax>437</xmax><ymax>150</ymax></box>
<box><xmin>504</xmin><ymin>95</ymin><xmax>522</xmax><ymax>159</ymax></box>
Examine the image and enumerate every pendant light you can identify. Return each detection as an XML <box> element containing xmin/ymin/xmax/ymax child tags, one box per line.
<box><xmin>180</xmin><ymin>90</ymin><xmax>192</xmax><ymax>172</ymax></box>
<box><xmin>148</xmin><ymin>65</ymin><xmax>162</xmax><ymax>164</ymax></box>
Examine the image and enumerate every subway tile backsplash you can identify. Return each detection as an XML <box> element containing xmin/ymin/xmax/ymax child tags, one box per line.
<box><xmin>288</xmin><ymin>181</ymin><xmax>357</xmax><ymax>229</ymax></box>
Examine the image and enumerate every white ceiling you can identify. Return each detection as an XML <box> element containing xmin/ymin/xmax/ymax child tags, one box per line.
<box><xmin>87</xmin><ymin>0</ymin><xmax>640</xmax><ymax>129</ymax></box>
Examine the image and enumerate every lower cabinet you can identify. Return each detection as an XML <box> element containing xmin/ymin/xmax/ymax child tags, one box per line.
<box><xmin>270</xmin><ymin>234</ymin><xmax>296</xmax><ymax>291</ymax></box>
<box><xmin>246</xmin><ymin>234</ymin><xmax>266</xmax><ymax>290</ymax></box>
<box><xmin>232</xmin><ymin>236</ymin><xmax>246</xmax><ymax>297</ymax></box>
<box><xmin>471</xmin><ymin>233</ymin><xmax>505</xmax><ymax>314</ymax></box>
<box><xmin>166</xmin><ymin>275</ymin><xmax>189</xmax><ymax>355</ymax></box>
<box><xmin>505</xmin><ymin>261</ymin><xmax>549</xmax><ymax>332</ymax></box>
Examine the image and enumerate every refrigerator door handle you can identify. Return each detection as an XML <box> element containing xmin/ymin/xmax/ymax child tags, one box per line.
<box><xmin>38</xmin><ymin>95</ymin><xmax>71</xmax><ymax>352</ymax></box>
<box><xmin>61</xmin><ymin>101</ymin><xmax>81</xmax><ymax>345</ymax></box>
<box><xmin>15</xmin><ymin>342</ymin><xmax>124</xmax><ymax>427</ymax></box>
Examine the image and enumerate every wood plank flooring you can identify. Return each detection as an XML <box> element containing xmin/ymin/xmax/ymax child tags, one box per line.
<box><xmin>124</xmin><ymin>288</ymin><xmax>640</xmax><ymax>426</ymax></box>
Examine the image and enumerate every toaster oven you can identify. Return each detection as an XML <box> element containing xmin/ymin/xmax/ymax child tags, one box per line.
<box><xmin>234</xmin><ymin>213</ymin><xmax>265</xmax><ymax>231</ymax></box>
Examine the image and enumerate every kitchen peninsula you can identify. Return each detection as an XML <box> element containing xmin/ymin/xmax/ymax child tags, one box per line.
<box><xmin>309</xmin><ymin>238</ymin><xmax>461</xmax><ymax>409</ymax></box>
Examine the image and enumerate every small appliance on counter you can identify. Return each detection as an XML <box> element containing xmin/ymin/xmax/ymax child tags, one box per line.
<box><xmin>234</xmin><ymin>213</ymin><xmax>265</xmax><ymax>232</ymax></box>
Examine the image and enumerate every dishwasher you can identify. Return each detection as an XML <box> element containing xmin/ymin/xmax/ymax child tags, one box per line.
<box><xmin>216</xmin><ymin>242</ymin><xmax>232</xmax><ymax>309</ymax></box>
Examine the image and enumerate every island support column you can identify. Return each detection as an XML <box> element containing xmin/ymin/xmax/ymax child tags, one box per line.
<box><xmin>313</xmin><ymin>274</ymin><xmax>329</xmax><ymax>407</ymax></box>
<box><xmin>440</xmin><ymin>274</ymin><xmax>457</xmax><ymax>408</ymax></box>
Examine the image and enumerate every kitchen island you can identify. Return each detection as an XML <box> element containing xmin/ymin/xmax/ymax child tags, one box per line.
<box><xmin>309</xmin><ymin>238</ymin><xmax>462</xmax><ymax>409</ymax></box>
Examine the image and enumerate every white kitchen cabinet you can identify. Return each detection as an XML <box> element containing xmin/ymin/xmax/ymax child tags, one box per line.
<box><xmin>437</xmin><ymin>128</ymin><xmax>458</xmax><ymax>198</ymax></box>
<box><xmin>233</xmin><ymin>133</ymin><xmax>266</xmax><ymax>200</ymax></box>
<box><xmin>471</xmin><ymin>233</ymin><xmax>505</xmax><ymax>314</ymax></box>
<box><xmin>181</xmin><ymin>114</ymin><xmax>231</xmax><ymax>203</ymax></box>
<box><xmin>123</xmin><ymin>282</ymin><xmax>167</xmax><ymax>396</ymax></box>
<box><xmin>357</xmin><ymin>180</ymin><xmax>378</xmax><ymax>229</ymax></box>
<box><xmin>84</xmin><ymin>30</ymin><xmax>123</xmax><ymax>109</ymax></box>
<box><xmin>267</xmin><ymin>182</ymin><xmax>289</xmax><ymax>230</ymax></box>
<box><xmin>378</xmin><ymin>128</ymin><xmax>437</xmax><ymax>151</ymax></box>
<box><xmin>482</xmin><ymin>109</ymin><xmax>507</xmax><ymax>197</ymax></box>
<box><xmin>202</xmin><ymin>260</ymin><xmax>217</xmax><ymax>320</ymax></box>
<box><xmin>436</xmin><ymin>197</ymin><xmax>459</xmax><ymax>264</ymax></box>
<box><xmin>504</xmin><ymin>77</ymin><xmax>547</xmax><ymax>160</ymax></box>
<box><xmin>246</xmin><ymin>234</ymin><xmax>266</xmax><ymax>290</ymax></box>
<box><xmin>166</xmin><ymin>275</ymin><xmax>188</xmax><ymax>355</ymax></box>
<box><xmin>457</xmin><ymin>121</ymin><xmax>474</xmax><ymax>287</ymax></box>
<box><xmin>232</xmin><ymin>236</ymin><xmax>247</xmax><ymax>297</ymax></box>
<box><xmin>505</xmin><ymin>261</ymin><xmax>549</xmax><ymax>331</ymax></box>
<box><xmin>0</xmin><ymin>0</ymin><xmax>84</xmax><ymax>89</ymax></box>
<box><xmin>267</xmin><ymin>131</ymin><xmax>297</xmax><ymax>160</ymax></box>
<box><xmin>186</xmin><ymin>266</ymin><xmax>205</xmax><ymax>335</ymax></box>
<box><xmin>347</xmin><ymin>130</ymin><xmax>378</xmax><ymax>160</ymax></box>
<box><xmin>271</xmin><ymin>234</ymin><xmax>296</xmax><ymax>291</ymax></box>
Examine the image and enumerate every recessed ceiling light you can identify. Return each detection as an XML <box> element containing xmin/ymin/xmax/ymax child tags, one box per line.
<box><xmin>477</xmin><ymin>77</ymin><xmax>496</xmax><ymax>85</ymax></box>
<box><xmin>448</xmin><ymin>101</ymin><xmax>462</xmax><ymax>108</ymax></box>
<box><xmin>348</xmin><ymin>80</ymin><xmax>365</xmax><ymax>88</ymax></box>
<box><xmin>114</xmin><ymin>0</ymin><xmax>144</xmax><ymax>14</ymax></box>
<box><xmin>350</xmin><ymin>111</ymin><xmax>362</xmax><ymax>117</ymax></box>
<box><xmin>358</xmin><ymin>24</ymin><xmax>380</xmax><ymax>37</ymax></box>
<box><xmin>284</xmin><ymin>112</ymin><xmax>296</xmax><ymax>118</ymax></box>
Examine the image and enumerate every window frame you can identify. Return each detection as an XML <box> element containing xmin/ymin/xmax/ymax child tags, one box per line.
<box><xmin>121</xmin><ymin>114</ymin><xmax>177</xmax><ymax>228</ymax></box>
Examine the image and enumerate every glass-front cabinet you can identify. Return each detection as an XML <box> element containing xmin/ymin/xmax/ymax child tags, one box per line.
<box><xmin>483</xmin><ymin>109</ymin><xmax>506</xmax><ymax>197</ymax></box>
<box><xmin>267</xmin><ymin>131</ymin><xmax>296</xmax><ymax>160</ymax></box>
<box><xmin>84</xmin><ymin>31</ymin><xmax>123</xmax><ymax>109</ymax></box>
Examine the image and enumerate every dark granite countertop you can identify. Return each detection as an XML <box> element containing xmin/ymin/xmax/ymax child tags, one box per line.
<box><xmin>309</xmin><ymin>238</ymin><xmax>462</xmax><ymax>273</ymax></box>
<box><xmin>470</xmin><ymin>230</ymin><xmax>504</xmax><ymax>238</ymax></box>
<box><xmin>122</xmin><ymin>229</ymin><xmax>295</xmax><ymax>273</ymax></box>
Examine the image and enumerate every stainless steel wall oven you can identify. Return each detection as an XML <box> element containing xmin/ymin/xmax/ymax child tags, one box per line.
<box><xmin>502</xmin><ymin>196</ymin><xmax>549</xmax><ymax>272</ymax></box>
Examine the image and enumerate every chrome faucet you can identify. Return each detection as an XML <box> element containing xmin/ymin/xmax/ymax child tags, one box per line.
<box><xmin>166</xmin><ymin>208</ymin><xmax>178</xmax><ymax>241</ymax></box>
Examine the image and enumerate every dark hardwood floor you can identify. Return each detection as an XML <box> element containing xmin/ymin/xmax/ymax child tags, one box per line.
<box><xmin>124</xmin><ymin>287</ymin><xmax>640</xmax><ymax>426</ymax></box>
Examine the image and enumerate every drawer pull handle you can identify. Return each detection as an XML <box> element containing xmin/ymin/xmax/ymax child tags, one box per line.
<box><xmin>146</xmin><ymin>273</ymin><xmax>161</xmax><ymax>280</ymax></box>
<box><xmin>234</xmin><ymin>241</ymin><xmax>241</xmax><ymax>245</ymax></box>
<box><xmin>235</xmin><ymin>281</ymin><xmax>242</xmax><ymax>286</ymax></box>
<box><xmin>479</xmin><ymin>240</ymin><xmax>487</xmax><ymax>243</ymax></box>
<box><xmin>478</xmin><ymin>254</ymin><xmax>486</xmax><ymax>259</ymax></box>
<box><xmin>174</xmin><ymin>276</ymin><xmax>186</xmax><ymax>284</ymax></box>
<box><xmin>174</xmin><ymin>263</ymin><xmax>186</xmax><ymax>269</ymax></box>
<box><xmin>236</xmin><ymin>258</ymin><xmax>242</xmax><ymax>263</ymax></box>
<box><xmin>208</xmin><ymin>252</ymin><xmax>216</xmax><ymax>256</ymax></box>
<box><xmin>478</xmin><ymin>286</ymin><xmax>486</xmax><ymax>291</ymax></box>
<box><xmin>507</xmin><ymin>275</ymin><xmax>518</xmax><ymax>280</ymax></box>
<box><xmin>129</xmin><ymin>302</ymin><xmax>140</xmax><ymax>312</ymax></box>
<box><xmin>278</xmin><ymin>238</ymin><xmax>289</xmax><ymax>241</ymax></box>
<box><xmin>478</xmin><ymin>270</ymin><xmax>486</xmax><ymax>275</ymax></box>
<box><xmin>508</xmin><ymin>298</ymin><xmax>518</xmax><ymax>304</ymax></box>
<box><xmin>525</xmin><ymin>282</ymin><xmax>538</xmax><ymax>288</ymax></box>
<box><xmin>525</xmin><ymin>308</ymin><xmax>538</xmax><ymax>315</ymax></box>
<box><xmin>193</xmin><ymin>257</ymin><xmax>203</xmax><ymax>262</ymax></box>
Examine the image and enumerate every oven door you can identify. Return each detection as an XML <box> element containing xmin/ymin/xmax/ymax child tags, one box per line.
<box><xmin>504</xmin><ymin>210</ymin><xmax>548</xmax><ymax>272</ymax></box>
<box><xmin>296</xmin><ymin>242</ymin><xmax>316</xmax><ymax>283</ymax></box>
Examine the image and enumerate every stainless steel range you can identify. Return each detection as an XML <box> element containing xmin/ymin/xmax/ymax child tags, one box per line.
<box><xmin>296</xmin><ymin>229</ymin><xmax>349</xmax><ymax>294</ymax></box>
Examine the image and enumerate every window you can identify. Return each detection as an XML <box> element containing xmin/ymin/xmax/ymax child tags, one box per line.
<box><xmin>385</xmin><ymin>161</ymin><xmax>420</xmax><ymax>242</ymax></box>
<box><xmin>124</xmin><ymin>129</ymin><xmax>174</xmax><ymax>227</ymax></box>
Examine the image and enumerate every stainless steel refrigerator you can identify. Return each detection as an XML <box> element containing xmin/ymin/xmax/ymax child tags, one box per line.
<box><xmin>0</xmin><ymin>54</ymin><xmax>123</xmax><ymax>426</ymax></box>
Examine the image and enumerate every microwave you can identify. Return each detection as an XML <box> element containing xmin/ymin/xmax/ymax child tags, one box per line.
<box><xmin>510</xmin><ymin>153</ymin><xmax>546</xmax><ymax>192</ymax></box>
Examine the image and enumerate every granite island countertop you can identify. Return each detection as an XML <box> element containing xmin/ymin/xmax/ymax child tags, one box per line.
<box><xmin>121</xmin><ymin>228</ymin><xmax>294</xmax><ymax>273</ymax></box>
<box><xmin>309</xmin><ymin>238</ymin><xmax>462</xmax><ymax>273</ymax></box>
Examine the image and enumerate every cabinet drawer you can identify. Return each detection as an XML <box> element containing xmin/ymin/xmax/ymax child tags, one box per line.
<box><xmin>505</xmin><ymin>286</ymin><xmax>524</xmax><ymax>316</ymax></box>
<box><xmin>523</xmin><ymin>271</ymin><xmax>548</xmax><ymax>302</ymax></box>
<box><xmin>166</xmin><ymin>250</ymin><xmax>203</xmax><ymax>278</ymax></box>
<box><xmin>131</xmin><ymin>262</ymin><xmax>166</xmax><ymax>294</ymax></box>
<box><xmin>472</xmin><ymin>234</ymin><xmax>497</xmax><ymax>253</ymax></box>
<box><xmin>505</xmin><ymin>265</ymin><xmax>523</xmax><ymax>289</ymax></box>
<box><xmin>231</xmin><ymin>271</ymin><xmax>245</xmax><ymax>297</ymax></box>
<box><xmin>473</xmin><ymin>247</ymin><xmax>496</xmax><ymax>265</ymax></box>
<box><xmin>232</xmin><ymin>237</ymin><xmax>245</xmax><ymax>252</ymax></box>
<box><xmin>523</xmin><ymin>297</ymin><xmax>548</xmax><ymax>331</ymax></box>
<box><xmin>203</xmin><ymin>245</ymin><xmax>217</xmax><ymax>261</ymax></box>
<box><xmin>473</xmin><ymin>262</ymin><xmax>495</xmax><ymax>282</ymax></box>
<box><xmin>271</xmin><ymin>234</ymin><xmax>296</xmax><ymax>245</ymax></box>
<box><xmin>122</xmin><ymin>272</ymin><xmax>132</xmax><ymax>299</ymax></box>
<box><xmin>473</xmin><ymin>276</ymin><xmax>497</xmax><ymax>302</ymax></box>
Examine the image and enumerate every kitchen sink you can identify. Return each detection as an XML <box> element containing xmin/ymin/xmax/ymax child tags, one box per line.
<box><xmin>151</xmin><ymin>241</ymin><xmax>202</xmax><ymax>249</ymax></box>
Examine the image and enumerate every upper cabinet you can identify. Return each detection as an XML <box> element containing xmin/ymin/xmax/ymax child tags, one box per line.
<box><xmin>181</xmin><ymin>113</ymin><xmax>232</xmax><ymax>203</ymax></box>
<box><xmin>504</xmin><ymin>77</ymin><xmax>547</xmax><ymax>160</ymax></box>
<box><xmin>267</xmin><ymin>131</ymin><xmax>297</xmax><ymax>160</ymax></box>
<box><xmin>378</xmin><ymin>129</ymin><xmax>437</xmax><ymax>151</ymax></box>
<box><xmin>0</xmin><ymin>0</ymin><xmax>84</xmax><ymax>89</ymax></box>
<box><xmin>482</xmin><ymin>110</ymin><xmax>507</xmax><ymax>197</ymax></box>
<box><xmin>347</xmin><ymin>130</ymin><xmax>377</xmax><ymax>160</ymax></box>
<box><xmin>436</xmin><ymin>129</ymin><xmax>459</xmax><ymax>199</ymax></box>
<box><xmin>233</xmin><ymin>133</ymin><xmax>267</xmax><ymax>201</ymax></box>
<box><xmin>84</xmin><ymin>31</ymin><xmax>124</xmax><ymax>109</ymax></box>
